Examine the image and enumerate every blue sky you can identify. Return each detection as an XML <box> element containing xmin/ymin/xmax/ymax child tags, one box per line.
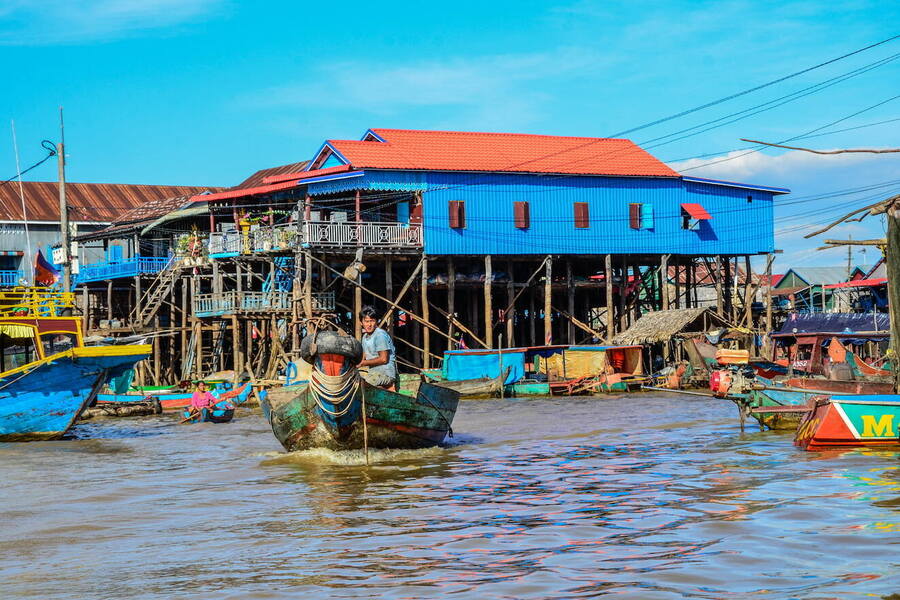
<box><xmin>1</xmin><ymin>0</ymin><xmax>899</xmax><ymax>270</ymax></box>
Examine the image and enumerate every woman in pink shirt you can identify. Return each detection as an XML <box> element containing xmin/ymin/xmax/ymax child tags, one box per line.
<box><xmin>191</xmin><ymin>381</ymin><xmax>216</xmax><ymax>410</ymax></box>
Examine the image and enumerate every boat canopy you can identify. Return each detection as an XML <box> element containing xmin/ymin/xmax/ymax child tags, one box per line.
<box><xmin>442</xmin><ymin>348</ymin><xmax>526</xmax><ymax>384</ymax></box>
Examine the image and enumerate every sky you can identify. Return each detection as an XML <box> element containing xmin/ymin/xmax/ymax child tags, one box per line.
<box><xmin>1</xmin><ymin>0</ymin><xmax>898</xmax><ymax>271</ymax></box>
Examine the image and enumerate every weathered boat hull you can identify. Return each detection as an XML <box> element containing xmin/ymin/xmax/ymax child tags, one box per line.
<box><xmin>785</xmin><ymin>377</ymin><xmax>893</xmax><ymax>395</ymax></box>
<box><xmin>795</xmin><ymin>396</ymin><xmax>900</xmax><ymax>450</ymax></box>
<box><xmin>262</xmin><ymin>380</ymin><xmax>460</xmax><ymax>452</ymax></box>
<box><xmin>0</xmin><ymin>346</ymin><xmax>151</xmax><ymax>442</ymax></box>
<box><xmin>97</xmin><ymin>381</ymin><xmax>253</xmax><ymax>411</ymax></box>
<box><xmin>746</xmin><ymin>389</ymin><xmax>811</xmax><ymax>430</ymax></box>
<box><xmin>432</xmin><ymin>371</ymin><xmax>506</xmax><ymax>398</ymax></box>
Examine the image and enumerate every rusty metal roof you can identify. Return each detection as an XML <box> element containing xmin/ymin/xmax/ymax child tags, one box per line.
<box><xmin>0</xmin><ymin>181</ymin><xmax>220</xmax><ymax>223</ymax></box>
<box><xmin>233</xmin><ymin>161</ymin><xmax>309</xmax><ymax>189</ymax></box>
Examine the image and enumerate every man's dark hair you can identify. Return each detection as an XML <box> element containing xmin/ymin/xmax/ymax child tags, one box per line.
<box><xmin>359</xmin><ymin>305</ymin><xmax>380</xmax><ymax>321</ymax></box>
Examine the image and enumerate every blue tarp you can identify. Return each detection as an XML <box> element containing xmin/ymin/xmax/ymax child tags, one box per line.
<box><xmin>777</xmin><ymin>312</ymin><xmax>889</xmax><ymax>336</ymax></box>
<box><xmin>442</xmin><ymin>349</ymin><xmax>526</xmax><ymax>384</ymax></box>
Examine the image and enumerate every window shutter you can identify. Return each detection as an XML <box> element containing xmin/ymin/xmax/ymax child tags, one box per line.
<box><xmin>449</xmin><ymin>201</ymin><xmax>465</xmax><ymax>229</ymax></box>
<box><xmin>514</xmin><ymin>201</ymin><xmax>530</xmax><ymax>229</ymax></box>
<box><xmin>629</xmin><ymin>203</ymin><xmax>642</xmax><ymax>229</ymax></box>
<box><xmin>640</xmin><ymin>204</ymin><xmax>654</xmax><ymax>229</ymax></box>
<box><xmin>574</xmin><ymin>202</ymin><xmax>589</xmax><ymax>228</ymax></box>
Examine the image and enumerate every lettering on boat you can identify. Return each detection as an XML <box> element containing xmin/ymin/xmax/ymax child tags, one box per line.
<box><xmin>860</xmin><ymin>414</ymin><xmax>896</xmax><ymax>438</ymax></box>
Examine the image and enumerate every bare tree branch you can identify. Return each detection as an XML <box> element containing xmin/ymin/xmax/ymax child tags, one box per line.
<box><xmin>804</xmin><ymin>198</ymin><xmax>894</xmax><ymax>238</ymax></box>
<box><xmin>741</xmin><ymin>139</ymin><xmax>900</xmax><ymax>154</ymax></box>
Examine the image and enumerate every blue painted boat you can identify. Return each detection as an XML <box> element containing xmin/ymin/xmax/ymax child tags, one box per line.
<box><xmin>97</xmin><ymin>380</ymin><xmax>254</xmax><ymax>411</ymax></box>
<box><xmin>0</xmin><ymin>293</ymin><xmax>151</xmax><ymax>441</ymax></box>
<box><xmin>181</xmin><ymin>400</ymin><xmax>235</xmax><ymax>424</ymax></box>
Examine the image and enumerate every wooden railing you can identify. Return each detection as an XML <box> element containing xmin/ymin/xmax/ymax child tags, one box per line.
<box><xmin>302</xmin><ymin>221</ymin><xmax>422</xmax><ymax>248</ymax></box>
<box><xmin>193</xmin><ymin>290</ymin><xmax>335</xmax><ymax>316</ymax></box>
<box><xmin>208</xmin><ymin>232</ymin><xmax>242</xmax><ymax>255</ymax></box>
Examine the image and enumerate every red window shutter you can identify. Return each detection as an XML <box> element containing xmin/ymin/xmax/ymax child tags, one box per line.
<box><xmin>629</xmin><ymin>203</ymin><xmax>642</xmax><ymax>229</ymax></box>
<box><xmin>514</xmin><ymin>201</ymin><xmax>530</xmax><ymax>229</ymax></box>
<box><xmin>574</xmin><ymin>202</ymin><xmax>589</xmax><ymax>228</ymax></box>
<box><xmin>449</xmin><ymin>201</ymin><xmax>465</xmax><ymax>229</ymax></box>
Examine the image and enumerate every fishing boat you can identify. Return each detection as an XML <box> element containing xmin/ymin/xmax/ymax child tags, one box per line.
<box><xmin>0</xmin><ymin>287</ymin><xmax>151</xmax><ymax>441</ymax></box>
<box><xmin>795</xmin><ymin>395</ymin><xmax>900</xmax><ymax>450</ymax></box>
<box><xmin>430</xmin><ymin>368</ymin><xmax>508</xmax><ymax>398</ymax></box>
<box><xmin>181</xmin><ymin>400</ymin><xmax>236</xmax><ymax>424</ymax></box>
<box><xmin>261</xmin><ymin>331</ymin><xmax>460</xmax><ymax>452</ymax></box>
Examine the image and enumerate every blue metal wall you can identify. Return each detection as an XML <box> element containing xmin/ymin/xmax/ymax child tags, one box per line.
<box><xmin>307</xmin><ymin>170</ymin><xmax>776</xmax><ymax>256</ymax></box>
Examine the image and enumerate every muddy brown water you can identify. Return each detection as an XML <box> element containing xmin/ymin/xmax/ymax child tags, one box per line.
<box><xmin>1</xmin><ymin>393</ymin><xmax>898</xmax><ymax>599</ymax></box>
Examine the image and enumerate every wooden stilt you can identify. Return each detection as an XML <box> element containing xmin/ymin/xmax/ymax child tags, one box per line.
<box><xmin>661</xmin><ymin>254</ymin><xmax>670</xmax><ymax>310</ymax></box>
<box><xmin>528</xmin><ymin>283</ymin><xmax>536</xmax><ymax>346</ymax></box>
<box><xmin>605</xmin><ymin>254</ymin><xmax>614</xmax><ymax>339</ymax></box>
<box><xmin>715</xmin><ymin>255</ymin><xmax>724</xmax><ymax>317</ymax></box>
<box><xmin>106</xmin><ymin>280</ymin><xmax>113</xmax><ymax>322</ymax></box>
<box><xmin>385</xmin><ymin>257</ymin><xmax>394</xmax><ymax>338</ymax></box>
<box><xmin>566</xmin><ymin>259</ymin><xmax>575</xmax><ymax>344</ymax></box>
<box><xmin>544</xmin><ymin>256</ymin><xmax>552</xmax><ymax>345</ymax></box>
<box><xmin>447</xmin><ymin>257</ymin><xmax>456</xmax><ymax>350</ymax></box>
<box><xmin>506</xmin><ymin>260</ymin><xmax>515</xmax><ymax>348</ymax></box>
<box><xmin>421</xmin><ymin>257</ymin><xmax>430</xmax><ymax>368</ymax></box>
<box><xmin>484</xmin><ymin>255</ymin><xmax>493</xmax><ymax>348</ymax></box>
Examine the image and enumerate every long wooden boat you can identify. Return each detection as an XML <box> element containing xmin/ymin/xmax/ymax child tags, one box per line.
<box><xmin>784</xmin><ymin>377</ymin><xmax>893</xmax><ymax>395</ymax></box>
<box><xmin>97</xmin><ymin>381</ymin><xmax>253</xmax><ymax>411</ymax></box>
<box><xmin>0</xmin><ymin>288</ymin><xmax>150</xmax><ymax>441</ymax></box>
<box><xmin>261</xmin><ymin>331</ymin><xmax>460</xmax><ymax>452</ymax></box>
<box><xmin>432</xmin><ymin>368</ymin><xmax>508</xmax><ymax>398</ymax></box>
<box><xmin>795</xmin><ymin>395</ymin><xmax>900</xmax><ymax>450</ymax></box>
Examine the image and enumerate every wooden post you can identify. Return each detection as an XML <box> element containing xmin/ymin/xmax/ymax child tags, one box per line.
<box><xmin>106</xmin><ymin>280</ymin><xmax>113</xmax><ymax>322</ymax></box>
<box><xmin>617</xmin><ymin>259</ymin><xmax>626</xmax><ymax>333</ymax></box>
<box><xmin>386</xmin><ymin>257</ymin><xmax>394</xmax><ymax>338</ymax></box>
<box><xmin>632</xmin><ymin>263</ymin><xmax>641</xmax><ymax>323</ymax></box>
<box><xmin>765</xmin><ymin>252</ymin><xmax>774</xmax><ymax>335</ymax></box>
<box><xmin>421</xmin><ymin>257</ymin><xmax>430</xmax><ymax>369</ymax></box>
<box><xmin>354</xmin><ymin>271</ymin><xmax>362</xmax><ymax>338</ymax></box>
<box><xmin>661</xmin><ymin>254</ymin><xmax>670</xmax><ymax>310</ymax></box>
<box><xmin>447</xmin><ymin>257</ymin><xmax>455</xmax><ymax>350</ymax></box>
<box><xmin>180</xmin><ymin>276</ymin><xmax>188</xmax><ymax>377</ymax></box>
<box><xmin>605</xmin><ymin>254</ymin><xmax>614</xmax><ymax>339</ymax></box>
<box><xmin>304</xmin><ymin>251</ymin><xmax>313</xmax><ymax>319</ymax></box>
<box><xmin>528</xmin><ymin>284</ymin><xmax>536</xmax><ymax>346</ymax></box>
<box><xmin>715</xmin><ymin>255</ymin><xmax>724</xmax><ymax>317</ymax></box>
<box><xmin>566</xmin><ymin>259</ymin><xmax>575</xmax><ymax>343</ymax></box>
<box><xmin>674</xmin><ymin>258</ymin><xmax>681</xmax><ymax>309</ymax></box>
<box><xmin>81</xmin><ymin>285</ymin><xmax>89</xmax><ymax>333</ymax></box>
<box><xmin>134</xmin><ymin>275</ymin><xmax>142</xmax><ymax>325</ymax></box>
<box><xmin>484</xmin><ymin>255</ymin><xmax>493</xmax><ymax>348</ymax></box>
<box><xmin>743</xmin><ymin>255</ymin><xmax>754</xmax><ymax>326</ymax></box>
<box><xmin>886</xmin><ymin>204</ymin><xmax>900</xmax><ymax>392</ymax></box>
<box><xmin>544</xmin><ymin>256</ymin><xmax>552</xmax><ymax>345</ymax></box>
<box><xmin>507</xmin><ymin>260</ymin><xmax>515</xmax><ymax>347</ymax></box>
<box><xmin>232</xmin><ymin>315</ymin><xmax>241</xmax><ymax>375</ymax></box>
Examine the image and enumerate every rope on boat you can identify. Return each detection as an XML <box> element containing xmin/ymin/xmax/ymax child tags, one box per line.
<box><xmin>308</xmin><ymin>364</ymin><xmax>360</xmax><ymax>418</ymax></box>
<box><xmin>361</xmin><ymin>384</ymin><xmax>369</xmax><ymax>466</ymax></box>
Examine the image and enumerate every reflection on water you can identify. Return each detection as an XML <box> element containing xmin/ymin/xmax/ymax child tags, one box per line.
<box><xmin>1</xmin><ymin>395</ymin><xmax>898</xmax><ymax>599</ymax></box>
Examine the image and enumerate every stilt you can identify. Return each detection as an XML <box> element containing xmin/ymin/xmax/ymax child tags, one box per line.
<box><xmin>715</xmin><ymin>255</ymin><xmax>724</xmax><ymax>317</ymax></box>
<box><xmin>661</xmin><ymin>254</ymin><xmax>670</xmax><ymax>310</ymax></box>
<box><xmin>528</xmin><ymin>283</ymin><xmax>536</xmax><ymax>346</ymax></box>
<box><xmin>386</xmin><ymin>257</ymin><xmax>394</xmax><ymax>338</ymax></box>
<box><xmin>484</xmin><ymin>255</ymin><xmax>493</xmax><ymax>348</ymax></box>
<box><xmin>605</xmin><ymin>254</ymin><xmax>614</xmax><ymax>340</ymax></box>
<box><xmin>544</xmin><ymin>256</ymin><xmax>552</xmax><ymax>345</ymax></box>
<box><xmin>567</xmin><ymin>259</ymin><xmax>575</xmax><ymax>343</ymax></box>
<box><xmin>507</xmin><ymin>260</ymin><xmax>515</xmax><ymax>347</ymax></box>
<box><xmin>421</xmin><ymin>257</ymin><xmax>430</xmax><ymax>369</ymax></box>
<box><xmin>447</xmin><ymin>257</ymin><xmax>455</xmax><ymax>350</ymax></box>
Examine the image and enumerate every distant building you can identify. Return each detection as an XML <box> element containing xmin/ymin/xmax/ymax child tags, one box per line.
<box><xmin>773</xmin><ymin>265</ymin><xmax>875</xmax><ymax>312</ymax></box>
<box><xmin>0</xmin><ymin>181</ymin><xmax>219</xmax><ymax>286</ymax></box>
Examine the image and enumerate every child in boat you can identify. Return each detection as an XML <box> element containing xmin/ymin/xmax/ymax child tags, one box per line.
<box><xmin>358</xmin><ymin>305</ymin><xmax>398</xmax><ymax>390</ymax></box>
<box><xmin>191</xmin><ymin>381</ymin><xmax>216</xmax><ymax>410</ymax></box>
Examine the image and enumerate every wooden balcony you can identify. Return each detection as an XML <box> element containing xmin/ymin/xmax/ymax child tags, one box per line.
<box><xmin>192</xmin><ymin>290</ymin><xmax>335</xmax><ymax>317</ymax></box>
<box><xmin>74</xmin><ymin>256</ymin><xmax>171</xmax><ymax>285</ymax></box>
<box><xmin>302</xmin><ymin>221</ymin><xmax>422</xmax><ymax>248</ymax></box>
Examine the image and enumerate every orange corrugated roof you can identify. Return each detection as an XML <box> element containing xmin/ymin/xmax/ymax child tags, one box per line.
<box><xmin>325</xmin><ymin>129</ymin><xmax>679</xmax><ymax>177</ymax></box>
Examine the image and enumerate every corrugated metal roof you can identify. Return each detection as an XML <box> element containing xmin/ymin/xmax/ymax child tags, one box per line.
<box><xmin>233</xmin><ymin>161</ymin><xmax>309</xmax><ymax>189</ymax></box>
<box><xmin>782</xmin><ymin>266</ymin><xmax>874</xmax><ymax>286</ymax></box>
<box><xmin>0</xmin><ymin>181</ymin><xmax>220</xmax><ymax>223</ymax></box>
<box><xmin>75</xmin><ymin>194</ymin><xmax>206</xmax><ymax>240</ymax></box>
<box><xmin>325</xmin><ymin>129</ymin><xmax>680</xmax><ymax>177</ymax></box>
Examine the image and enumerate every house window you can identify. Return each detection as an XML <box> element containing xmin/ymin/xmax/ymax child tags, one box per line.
<box><xmin>629</xmin><ymin>203</ymin><xmax>653</xmax><ymax>229</ymax></box>
<box><xmin>747</xmin><ymin>195</ymin><xmax>753</xmax><ymax>203</ymax></box>
<box><xmin>514</xmin><ymin>201</ymin><xmax>530</xmax><ymax>229</ymax></box>
<box><xmin>448</xmin><ymin>200</ymin><xmax>466</xmax><ymax>229</ymax></box>
<box><xmin>681</xmin><ymin>203</ymin><xmax>711</xmax><ymax>230</ymax></box>
<box><xmin>574</xmin><ymin>202</ymin><xmax>589</xmax><ymax>228</ymax></box>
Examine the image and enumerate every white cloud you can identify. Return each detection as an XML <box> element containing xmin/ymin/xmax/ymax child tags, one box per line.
<box><xmin>0</xmin><ymin>0</ymin><xmax>225</xmax><ymax>44</ymax></box>
<box><xmin>247</xmin><ymin>48</ymin><xmax>611</xmax><ymax>131</ymax></box>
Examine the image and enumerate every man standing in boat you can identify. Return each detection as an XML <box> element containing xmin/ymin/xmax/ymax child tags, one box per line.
<box><xmin>358</xmin><ymin>305</ymin><xmax>398</xmax><ymax>390</ymax></box>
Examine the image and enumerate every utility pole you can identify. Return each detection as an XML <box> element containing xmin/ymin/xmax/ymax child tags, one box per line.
<box><xmin>57</xmin><ymin>107</ymin><xmax>71</xmax><ymax>292</ymax></box>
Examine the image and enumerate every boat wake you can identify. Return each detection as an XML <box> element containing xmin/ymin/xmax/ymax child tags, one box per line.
<box><xmin>261</xmin><ymin>445</ymin><xmax>450</xmax><ymax>466</ymax></box>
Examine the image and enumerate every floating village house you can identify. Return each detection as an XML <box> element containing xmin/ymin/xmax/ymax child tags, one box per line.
<box><xmin>73</xmin><ymin>129</ymin><xmax>787</xmax><ymax>384</ymax></box>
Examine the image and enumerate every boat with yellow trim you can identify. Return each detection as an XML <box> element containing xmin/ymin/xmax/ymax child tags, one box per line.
<box><xmin>0</xmin><ymin>287</ymin><xmax>151</xmax><ymax>441</ymax></box>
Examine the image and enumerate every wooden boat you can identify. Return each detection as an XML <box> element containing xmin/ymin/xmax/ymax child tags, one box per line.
<box><xmin>79</xmin><ymin>399</ymin><xmax>161</xmax><ymax>420</ymax></box>
<box><xmin>795</xmin><ymin>395</ymin><xmax>900</xmax><ymax>450</ymax></box>
<box><xmin>97</xmin><ymin>381</ymin><xmax>253</xmax><ymax>411</ymax></box>
<box><xmin>0</xmin><ymin>288</ymin><xmax>151</xmax><ymax>441</ymax></box>
<box><xmin>784</xmin><ymin>377</ymin><xmax>893</xmax><ymax>395</ymax></box>
<box><xmin>181</xmin><ymin>400</ymin><xmax>235</xmax><ymax>424</ymax></box>
<box><xmin>431</xmin><ymin>368</ymin><xmax>508</xmax><ymax>398</ymax></box>
<box><xmin>261</xmin><ymin>331</ymin><xmax>460</xmax><ymax>452</ymax></box>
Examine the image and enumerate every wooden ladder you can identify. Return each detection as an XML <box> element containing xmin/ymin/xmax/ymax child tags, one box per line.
<box><xmin>133</xmin><ymin>259</ymin><xmax>178</xmax><ymax>328</ymax></box>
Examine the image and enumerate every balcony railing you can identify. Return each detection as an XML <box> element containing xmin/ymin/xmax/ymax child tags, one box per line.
<box><xmin>302</xmin><ymin>221</ymin><xmax>422</xmax><ymax>248</ymax></box>
<box><xmin>74</xmin><ymin>256</ymin><xmax>171</xmax><ymax>285</ymax></box>
<box><xmin>252</xmin><ymin>223</ymin><xmax>300</xmax><ymax>253</ymax></box>
<box><xmin>208</xmin><ymin>232</ymin><xmax>242</xmax><ymax>255</ymax></box>
<box><xmin>0</xmin><ymin>270</ymin><xmax>23</xmax><ymax>287</ymax></box>
<box><xmin>193</xmin><ymin>290</ymin><xmax>335</xmax><ymax>317</ymax></box>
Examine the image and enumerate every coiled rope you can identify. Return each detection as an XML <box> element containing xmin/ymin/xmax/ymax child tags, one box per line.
<box><xmin>308</xmin><ymin>364</ymin><xmax>360</xmax><ymax>417</ymax></box>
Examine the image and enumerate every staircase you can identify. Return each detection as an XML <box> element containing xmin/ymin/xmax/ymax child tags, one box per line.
<box><xmin>133</xmin><ymin>258</ymin><xmax>178</xmax><ymax>328</ymax></box>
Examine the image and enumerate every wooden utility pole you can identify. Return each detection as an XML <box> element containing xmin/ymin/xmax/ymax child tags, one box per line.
<box><xmin>57</xmin><ymin>108</ymin><xmax>71</xmax><ymax>292</ymax></box>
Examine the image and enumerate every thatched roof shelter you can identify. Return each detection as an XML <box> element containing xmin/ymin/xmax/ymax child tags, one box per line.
<box><xmin>612</xmin><ymin>307</ymin><xmax>732</xmax><ymax>345</ymax></box>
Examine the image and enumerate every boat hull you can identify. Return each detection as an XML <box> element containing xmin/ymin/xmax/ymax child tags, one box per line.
<box><xmin>796</xmin><ymin>395</ymin><xmax>900</xmax><ymax>450</ymax></box>
<box><xmin>262</xmin><ymin>380</ymin><xmax>460</xmax><ymax>452</ymax></box>
<box><xmin>0</xmin><ymin>346</ymin><xmax>151</xmax><ymax>442</ymax></box>
<box><xmin>97</xmin><ymin>381</ymin><xmax>253</xmax><ymax>411</ymax></box>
